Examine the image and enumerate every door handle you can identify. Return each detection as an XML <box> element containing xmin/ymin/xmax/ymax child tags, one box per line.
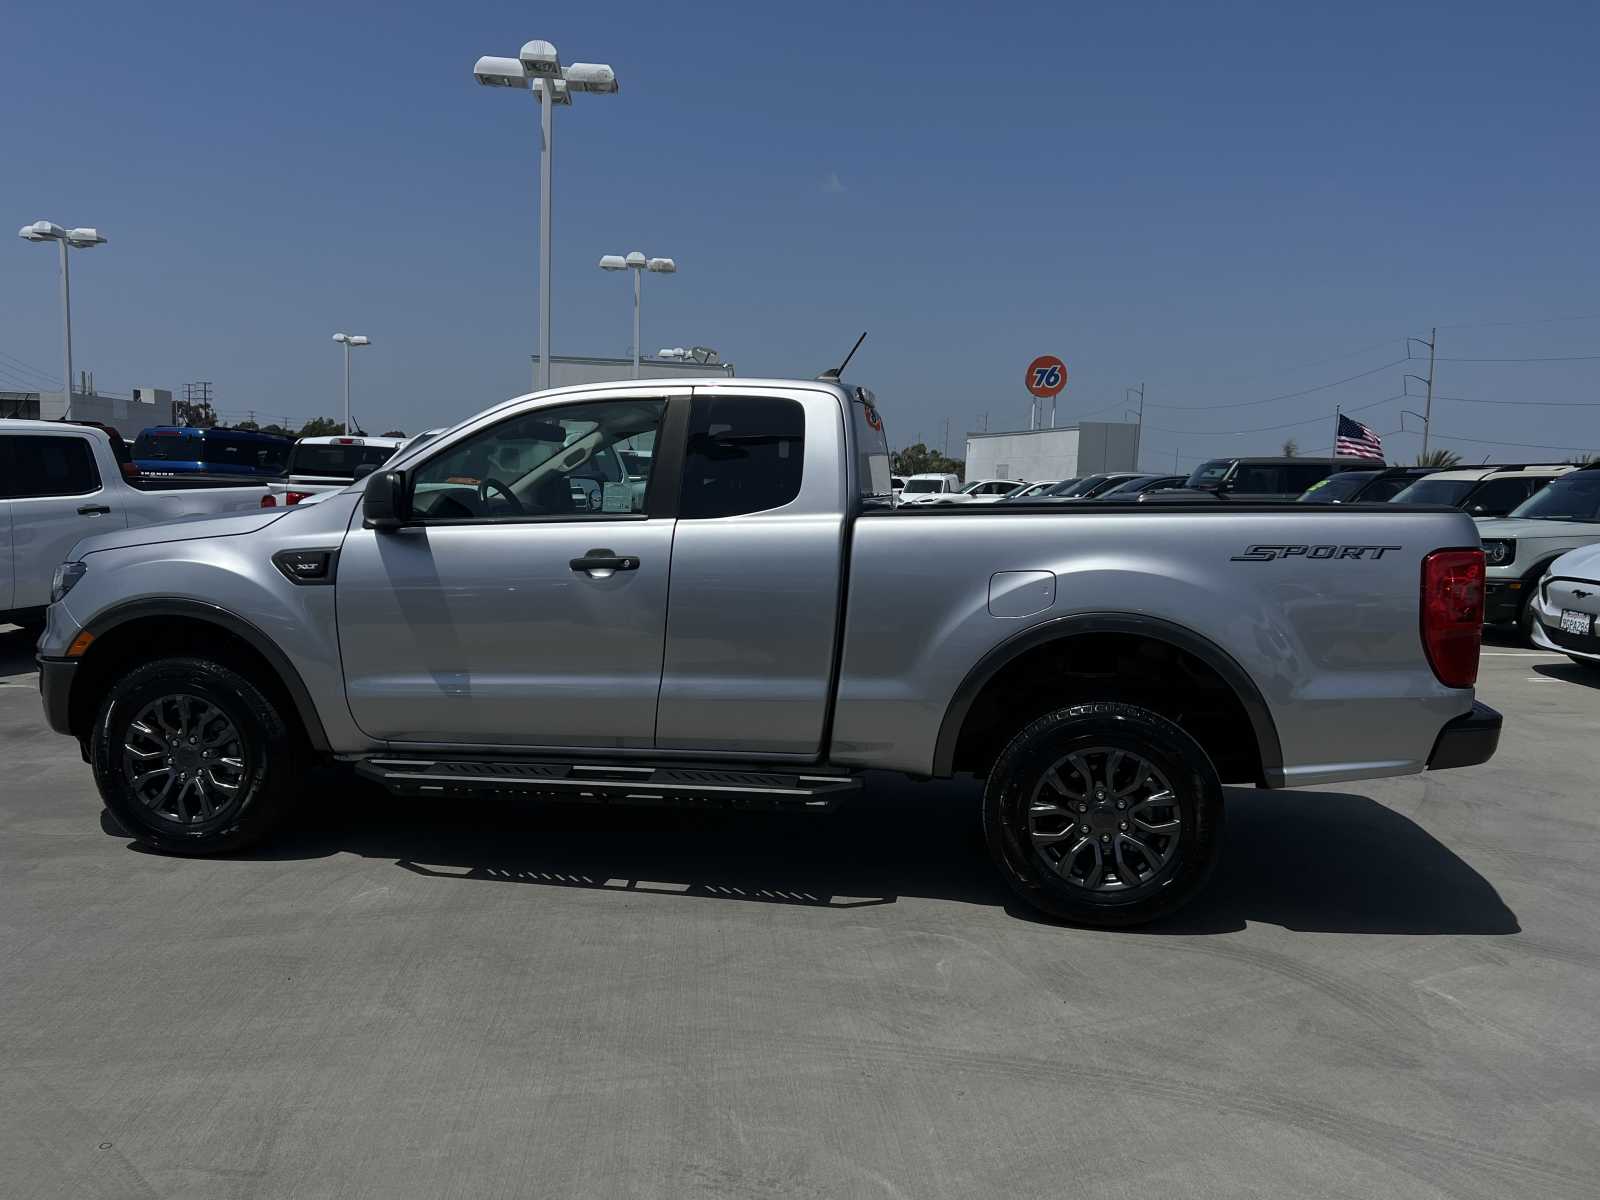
<box><xmin>569</xmin><ymin>548</ymin><xmax>640</xmax><ymax>573</ymax></box>
<box><xmin>77</xmin><ymin>504</ymin><xmax>111</xmax><ymax>516</ymax></box>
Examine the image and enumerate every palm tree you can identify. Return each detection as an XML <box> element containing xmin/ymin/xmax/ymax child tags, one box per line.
<box><xmin>1415</xmin><ymin>448</ymin><xmax>1461</xmax><ymax>468</ymax></box>
<box><xmin>1280</xmin><ymin>438</ymin><xmax>1299</xmax><ymax>457</ymax></box>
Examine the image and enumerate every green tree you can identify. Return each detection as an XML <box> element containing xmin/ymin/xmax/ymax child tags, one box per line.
<box><xmin>381</xmin><ymin>429</ymin><xmax>407</xmax><ymax>438</ymax></box>
<box><xmin>234</xmin><ymin>419</ymin><xmax>260</xmax><ymax>431</ymax></box>
<box><xmin>1281</xmin><ymin>438</ymin><xmax>1299</xmax><ymax>457</ymax></box>
<box><xmin>296</xmin><ymin>417</ymin><xmax>345</xmax><ymax>438</ymax></box>
<box><xmin>1567</xmin><ymin>453</ymin><xmax>1600</xmax><ymax>466</ymax></box>
<box><xmin>1415</xmin><ymin>448</ymin><xmax>1462</xmax><ymax>467</ymax></box>
<box><xmin>891</xmin><ymin>442</ymin><xmax>965</xmax><ymax>479</ymax></box>
<box><xmin>261</xmin><ymin>423</ymin><xmax>288</xmax><ymax>436</ymax></box>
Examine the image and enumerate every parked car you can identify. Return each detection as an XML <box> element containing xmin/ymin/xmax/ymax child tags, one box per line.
<box><xmin>890</xmin><ymin>475</ymin><xmax>906</xmax><ymax>499</ymax></box>
<box><xmin>265</xmin><ymin>435</ymin><xmax>407</xmax><ymax>507</ymax></box>
<box><xmin>1144</xmin><ymin>456</ymin><xmax>1372</xmax><ymax>502</ymax></box>
<box><xmin>897</xmin><ymin>472</ymin><xmax>961</xmax><ymax>503</ymax></box>
<box><xmin>38</xmin><ymin>375</ymin><xmax>1499</xmax><ymax>927</ymax></box>
<box><xmin>1475</xmin><ymin>466</ymin><xmax>1600</xmax><ymax>635</ymax></box>
<box><xmin>1528</xmin><ymin>541</ymin><xmax>1600</xmax><ymax>669</ymax></box>
<box><xmin>1092</xmin><ymin>474</ymin><xmax>1189</xmax><ymax>500</ymax></box>
<box><xmin>1297</xmin><ymin>466</ymin><xmax>1438</xmax><ymax>504</ymax></box>
<box><xmin>1389</xmin><ymin>464</ymin><xmax>1572</xmax><ymax>518</ymax></box>
<box><xmin>930</xmin><ymin>478</ymin><xmax>1028</xmax><ymax>504</ymax></box>
<box><xmin>1</xmin><ymin>420</ymin><xmax>269</xmax><ymax>630</ymax></box>
<box><xmin>131</xmin><ymin>426</ymin><xmax>291</xmax><ymax>478</ymax></box>
<box><xmin>1036</xmin><ymin>473</ymin><xmax>1146</xmax><ymax>500</ymax></box>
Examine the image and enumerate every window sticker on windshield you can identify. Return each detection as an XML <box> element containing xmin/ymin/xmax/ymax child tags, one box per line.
<box><xmin>602</xmin><ymin>482</ymin><xmax>633</xmax><ymax>513</ymax></box>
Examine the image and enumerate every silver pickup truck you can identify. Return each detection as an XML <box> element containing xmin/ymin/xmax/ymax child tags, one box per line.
<box><xmin>36</xmin><ymin>377</ymin><xmax>1501</xmax><ymax>926</ymax></box>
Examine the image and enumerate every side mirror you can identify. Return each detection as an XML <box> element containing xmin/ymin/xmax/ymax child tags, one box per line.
<box><xmin>363</xmin><ymin>469</ymin><xmax>411</xmax><ymax>531</ymax></box>
<box><xmin>352</xmin><ymin>463</ymin><xmax>378</xmax><ymax>482</ymax></box>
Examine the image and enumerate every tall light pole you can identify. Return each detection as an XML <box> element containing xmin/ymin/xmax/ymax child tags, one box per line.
<box><xmin>474</xmin><ymin>44</ymin><xmax>620</xmax><ymax>392</ymax></box>
<box><xmin>332</xmin><ymin>333</ymin><xmax>369</xmax><ymax>433</ymax></box>
<box><xmin>599</xmin><ymin>252</ymin><xmax>676</xmax><ymax>377</ymax></box>
<box><xmin>18</xmin><ymin>221</ymin><xmax>107</xmax><ymax>419</ymax></box>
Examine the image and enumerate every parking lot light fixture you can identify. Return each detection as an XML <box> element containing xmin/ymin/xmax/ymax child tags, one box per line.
<box><xmin>598</xmin><ymin>250</ymin><xmax>677</xmax><ymax>378</ymax></box>
<box><xmin>17</xmin><ymin>219</ymin><xmax>108</xmax><ymax>419</ymax></box>
<box><xmin>473</xmin><ymin>41</ymin><xmax>621</xmax><ymax>391</ymax></box>
<box><xmin>332</xmin><ymin>333</ymin><xmax>371</xmax><ymax>434</ymax></box>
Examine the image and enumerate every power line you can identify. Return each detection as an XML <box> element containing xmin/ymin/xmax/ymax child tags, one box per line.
<box><xmin>1427</xmin><ymin>431</ymin><xmax>1595</xmax><ymax>453</ymax></box>
<box><xmin>1432</xmin><ymin>354</ymin><xmax>1600</xmax><ymax>363</ymax></box>
<box><xmin>1438</xmin><ymin>312</ymin><xmax>1600</xmax><ymax>330</ymax></box>
<box><xmin>1147</xmin><ymin>392</ymin><xmax>1405</xmax><ymax>437</ymax></box>
<box><xmin>1145</xmin><ymin>358</ymin><xmax>1406</xmax><ymax>411</ymax></box>
<box><xmin>1433</xmin><ymin>393</ymin><xmax>1600</xmax><ymax>408</ymax></box>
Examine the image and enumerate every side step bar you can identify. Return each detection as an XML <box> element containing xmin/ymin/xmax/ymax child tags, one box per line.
<box><xmin>354</xmin><ymin>757</ymin><xmax>860</xmax><ymax>813</ymax></box>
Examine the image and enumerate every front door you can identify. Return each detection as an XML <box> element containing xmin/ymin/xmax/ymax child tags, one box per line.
<box><xmin>1</xmin><ymin>432</ymin><xmax>126</xmax><ymax>611</ymax></box>
<box><xmin>335</xmin><ymin>393</ymin><xmax>679</xmax><ymax>748</ymax></box>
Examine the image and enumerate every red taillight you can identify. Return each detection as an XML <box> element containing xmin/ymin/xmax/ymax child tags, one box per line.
<box><xmin>1421</xmin><ymin>548</ymin><xmax>1484</xmax><ymax>688</ymax></box>
<box><xmin>259</xmin><ymin>494</ymin><xmax>277</xmax><ymax>508</ymax></box>
<box><xmin>285</xmin><ymin>490</ymin><xmax>312</xmax><ymax>505</ymax></box>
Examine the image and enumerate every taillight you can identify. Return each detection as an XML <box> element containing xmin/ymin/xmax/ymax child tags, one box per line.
<box><xmin>1421</xmin><ymin>548</ymin><xmax>1484</xmax><ymax>688</ymax></box>
<box><xmin>259</xmin><ymin>494</ymin><xmax>277</xmax><ymax>508</ymax></box>
<box><xmin>285</xmin><ymin>491</ymin><xmax>312</xmax><ymax>505</ymax></box>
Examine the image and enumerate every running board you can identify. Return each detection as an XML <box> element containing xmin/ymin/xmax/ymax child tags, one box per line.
<box><xmin>354</xmin><ymin>757</ymin><xmax>859</xmax><ymax>813</ymax></box>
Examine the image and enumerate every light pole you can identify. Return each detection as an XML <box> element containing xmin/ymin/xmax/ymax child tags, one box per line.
<box><xmin>331</xmin><ymin>333</ymin><xmax>369</xmax><ymax>433</ymax></box>
<box><xmin>18</xmin><ymin>220</ymin><xmax>107</xmax><ymax>419</ymax></box>
<box><xmin>474</xmin><ymin>44</ymin><xmax>620</xmax><ymax>392</ymax></box>
<box><xmin>599</xmin><ymin>252</ymin><xmax>676</xmax><ymax>377</ymax></box>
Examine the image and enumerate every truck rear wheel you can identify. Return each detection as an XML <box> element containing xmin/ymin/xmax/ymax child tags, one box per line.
<box><xmin>982</xmin><ymin>703</ymin><xmax>1224</xmax><ymax>927</ymax></box>
<box><xmin>91</xmin><ymin>656</ymin><xmax>301</xmax><ymax>855</ymax></box>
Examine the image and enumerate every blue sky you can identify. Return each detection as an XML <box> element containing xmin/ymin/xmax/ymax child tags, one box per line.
<box><xmin>3</xmin><ymin>0</ymin><xmax>1597</xmax><ymax>468</ymax></box>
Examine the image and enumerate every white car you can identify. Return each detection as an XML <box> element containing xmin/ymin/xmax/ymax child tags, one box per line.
<box><xmin>265</xmin><ymin>434</ymin><xmax>406</xmax><ymax>507</ymax></box>
<box><xmin>897</xmin><ymin>472</ymin><xmax>962</xmax><ymax>504</ymax></box>
<box><xmin>1529</xmin><ymin>539</ymin><xmax>1600</xmax><ymax>669</ymax></box>
<box><xmin>930</xmin><ymin>478</ymin><xmax>1029</xmax><ymax>505</ymax></box>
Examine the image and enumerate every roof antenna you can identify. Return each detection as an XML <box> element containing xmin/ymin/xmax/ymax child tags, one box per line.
<box><xmin>818</xmin><ymin>331</ymin><xmax>867</xmax><ymax>382</ymax></box>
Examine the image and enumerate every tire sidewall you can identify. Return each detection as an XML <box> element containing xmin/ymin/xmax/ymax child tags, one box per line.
<box><xmin>92</xmin><ymin>657</ymin><xmax>294</xmax><ymax>854</ymax></box>
<box><xmin>984</xmin><ymin>703</ymin><xmax>1224</xmax><ymax>926</ymax></box>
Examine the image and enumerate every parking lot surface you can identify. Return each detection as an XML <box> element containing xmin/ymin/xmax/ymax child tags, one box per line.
<box><xmin>3</xmin><ymin>626</ymin><xmax>1598</xmax><ymax>1199</ymax></box>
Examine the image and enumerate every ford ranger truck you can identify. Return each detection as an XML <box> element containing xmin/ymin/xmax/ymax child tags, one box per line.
<box><xmin>36</xmin><ymin>378</ymin><xmax>1501</xmax><ymax>926</ymax></box>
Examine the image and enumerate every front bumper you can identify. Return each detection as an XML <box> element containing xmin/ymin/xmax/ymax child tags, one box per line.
<box><xmin>1426</xmin><ymin>701</ymin><xmax>1502</xmax><ymax>770</ymax></box>
<box><xmin>1483</xmin><ymin>579</ymin><xmax>1525</xmax><ymax>624</ymax></box>
<box><xmin>38</xmin><ymin>657</ymin><xmax>78</xmax><ymax>737</ymax></box>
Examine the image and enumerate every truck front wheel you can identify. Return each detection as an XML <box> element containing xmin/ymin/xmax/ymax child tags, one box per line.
<box><xmin>983</xmin><ymin>703</ymin><xmax>1224</xmax><ymax>927</ymax></box>
<box><xmin>91</xmin><ymin>656</ymin><xmax>301</xmax><ymax>855</ymax></box>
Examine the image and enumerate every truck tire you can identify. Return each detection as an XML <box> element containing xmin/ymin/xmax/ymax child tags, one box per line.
<box><xmin>982</xmin><ymin>703</ymin><xmax>1224</xmax><ymax>927</ymax></box>
<box><xmin>91</xmin><ymin>656</ymin><xmax>301</xmax><ymax>855</ymax></box>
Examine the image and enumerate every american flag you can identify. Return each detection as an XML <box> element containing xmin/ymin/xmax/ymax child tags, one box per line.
<box><xmin>1335</xmin><ymin>413</ymin><xmax>1384</xmax><ymax>461</ymax></box>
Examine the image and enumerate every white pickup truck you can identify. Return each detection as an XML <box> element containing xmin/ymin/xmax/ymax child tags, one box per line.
<box><xmin>1</xmin><ymin>420</ymin><xmax>270</xmax><ymax>630</ymax></box>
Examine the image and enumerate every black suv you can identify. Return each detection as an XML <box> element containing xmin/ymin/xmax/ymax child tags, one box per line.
<box><xmin>1142</xmin><ymin>456</ymin><xmax>1373</xmax><ymax>502</ymax></box>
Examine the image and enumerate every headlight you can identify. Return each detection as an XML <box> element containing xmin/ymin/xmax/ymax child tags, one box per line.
<box><xmin>50</xmin><ymin>561</ymin><xmax>87</xmax><ymax>603</ymax></box>
<box><xmin>1483</xmin><ymin>539</ymin><xmax>1515</xmax><ymax>566</ymax></box>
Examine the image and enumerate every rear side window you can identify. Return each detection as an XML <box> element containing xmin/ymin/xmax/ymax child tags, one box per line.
<box><xmin>1465</xmin><ymin>477</ymin><xmax>1536</xmax><ymax>516</ymax></box>
<box><xmin>680</xmin><ymin>395</ymin><xmax>805</xmax><ymax>519</ymax></box>
<box><xmin>1284</xmin><ymin>463</ymin><xmax>1338</xmax><ymax>493</ymax></box>
<box><xmin>5</xmin><ymin>435</ymin><xmax>101</xmax><ymax>497</ymax></box>
<box><xmin>1230</xmin><ymin>465</ymin><xmax>1285</xmax><ymax>494</ymax></box>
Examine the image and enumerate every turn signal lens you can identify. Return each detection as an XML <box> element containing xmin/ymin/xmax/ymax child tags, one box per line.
<box><xmin>1421</xmin><ymin>548</ymin><xmax>1484</xmax><ymax>688</ymax></box>
<box><xmin>66</xmin><ymin>630</ymin><xmax>96</xmax><ymax>658</ymax></box>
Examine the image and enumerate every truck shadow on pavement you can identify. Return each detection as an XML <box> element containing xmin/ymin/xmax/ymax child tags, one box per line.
<box><xmin>218</xmin><ymin>772</ymin><xmax>1518</xmax><ymax>936</ymax></box>
<box><xmin>0</xmin><ymin>626</ymin><xmax>39</xmax><ymax>678</ymax></box>
<box><xmin>1532</xmin><ymin>662</ymin><xmax>1600</xmax><ymax>689</ymax></box>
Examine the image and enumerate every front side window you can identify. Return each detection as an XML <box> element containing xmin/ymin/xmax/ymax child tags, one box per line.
<box><xmin>1228</xmin><ymin>465</ymin><xmax>1285</xmax><ymax>494</ymax></box>
<box><xmin>680</xmin><ymin>395</ymin><xmax>805</xmax><ymax>519</ymax></box>
<box><xmin>5</xmin><ymin>435</ymin><xmax>101</xmax><ymax>498</ymax></box>
<box><xmin>1465</xmin><ymin>476</ymin><xmax>1539</xmax><ymax>517</ymax></box>
<box><xmin>409</xmin><ymin>398</ymin><xmax>665</xmax><ymax>521</ymax></box>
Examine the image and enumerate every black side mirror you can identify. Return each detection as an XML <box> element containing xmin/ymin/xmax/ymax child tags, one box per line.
<box><xmin>352</xmin><ymin>463</ymin><xmax>378</xmax><ymax>481</ymax></box>
<box><xmin>363</xmin><ymin>469</ymin><xmax>411</xmax><ymax>531</ymax></box>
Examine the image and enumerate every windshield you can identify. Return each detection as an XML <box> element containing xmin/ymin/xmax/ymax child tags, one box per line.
<box><xmin>1047</xmin><ymin>475</ymin><xmax>1105</xmax><ymax>497</ymax></box>
<box><xmin>904</xmin><ymin>478</ymin><xmax>945</xmax><ymax>493</ymax></box>
<box><xmin>960</xmin><ymin>481</ymin><xmax>985</xmax><ymax>494</ymax></box>
<box><xmin>1298</xmin><ymin>471</ymin><xmax>1377</xmax><ymax>503</ymax></box>
<box><xmin>1100</xmin><ymin>475</ymin><xmax>1157</xmax><ymax>496</ymax></box>
<box><xmin>1184</xmin><ymin>460</ymin><xmax>1232</xmax><ymax>488</ymax></box>
<box><xmin>1507</xmin><ymin>472</ymin><xmax>1600</xmax><ymax>521</ymax></box>
<box><xmin>132</xmin><ymin>431</ymin><xmax>196</xmax><ymax>461</ymax></box>
<box><xmin>1390</xmin><ymin>478</ymin><xmax>1475</xmax><ymax>507</ymax></box>
<box><xmin>289</xmin><ymin>442</ymin><xmax>397</xmax><ymax>479</ymax></box>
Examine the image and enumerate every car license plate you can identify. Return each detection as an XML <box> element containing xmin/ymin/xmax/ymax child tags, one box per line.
<box><xmin>1560</xmin><ymin>610</ymin><xmax>1594</xmax><ymax>636</ymax></box>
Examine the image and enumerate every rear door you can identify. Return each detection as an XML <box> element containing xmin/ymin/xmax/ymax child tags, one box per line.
<box><xmin>3</xmin><ymin>432</ymin><xmax>127</xmax><ymax>609</ymax></box>
<box><xmin>655</xmin><ymin>386</ymin><xmax>847</xmax><ymax>756</ymax></box>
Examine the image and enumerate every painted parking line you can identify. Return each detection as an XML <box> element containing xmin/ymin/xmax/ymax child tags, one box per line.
<box><xmin>1481</xmin><ymin>651</ymin><xmax>1566</xmax><ymax>658</ymax></box>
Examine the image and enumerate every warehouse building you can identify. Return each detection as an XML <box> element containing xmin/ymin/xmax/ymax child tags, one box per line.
<box><xmin>964</xmin><ymin>422</ymin><xmax>1139</xmax><ymax>482</ymax></box>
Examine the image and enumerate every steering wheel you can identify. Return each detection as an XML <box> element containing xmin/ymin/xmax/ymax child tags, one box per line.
<box><xmin>477</xmin><ymin>477</ymin><xmax>524</xmax><ymax>514</ymax></box>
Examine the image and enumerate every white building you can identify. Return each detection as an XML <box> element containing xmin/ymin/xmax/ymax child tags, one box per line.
<box><xmin>1</xmin><ymin>387</ymin><xmax>174</xmax><ymax>437</ymax></box>
<box><xmin>530</xmin><ymin>351</ymin><xmax>734</xmax><ymax>389</ymax></box>
<box><xmin>964</xmin><ymin>422</ymin><xmax>1139</xmax><ymax>483</ymax></box>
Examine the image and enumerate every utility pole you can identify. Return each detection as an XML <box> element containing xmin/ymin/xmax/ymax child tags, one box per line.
<box><xmin>1406</xmin><ymin>328</ymin><xmax>1437</xmax><ymax>457</ymax></box>
<box><xmin>942</xmin><ymin>416</ymin><xmax>950</xmax><ymax>456</ymax></box>
<box><xmin>1125</xmin><ymin>383</ymin><xmax>1145</xmax><ymax>471</ymax></box>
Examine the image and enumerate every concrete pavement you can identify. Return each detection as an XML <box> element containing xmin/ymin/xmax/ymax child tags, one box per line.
<box><xmin>3</xmin><ymin>626</ymin><xmax>1597</xmax><ymax>1199</ymax></box>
